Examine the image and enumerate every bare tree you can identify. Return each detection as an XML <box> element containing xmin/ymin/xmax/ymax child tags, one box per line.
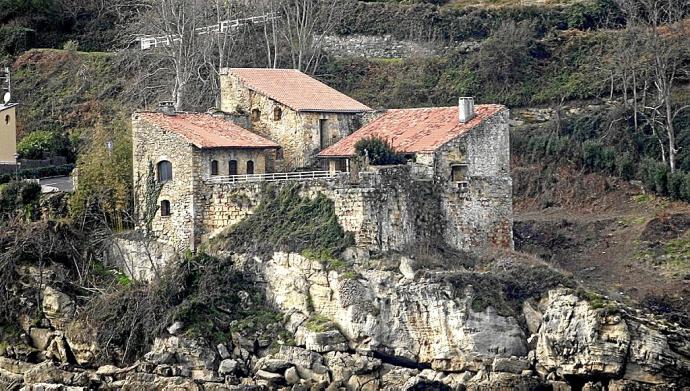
<box><xmin>615</xmin><ymin>0</ymin><xmax>690</xmax><ymax>172</ymax></box>
<box><xmin>280</xmin><ymin>0</ymin><xmax>343</xmax><ymax>73</ymax></box>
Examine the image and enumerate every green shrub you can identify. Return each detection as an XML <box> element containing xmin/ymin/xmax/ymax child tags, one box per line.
<box><xmin>0</xmin><ymin>180</ymin><xmax>41</xmax><ymax>220</ymax></box>
<box><xmin>355</xmin><ymin>137</ymin><xmax>406</xmax><ymax>165</ymax></box>
<box><xmin>62</xmin><ymin>39</ymin><xmax>78</xmax><ymax>51</ymax></box>
<box><xmin>212</xmin><ymin>184</ymin><xmax>354</xmax><ymax>257</ymax></box>
<box><xmin>639</xmin><ymin>158</ymin><xmax>670</xmax><ymax>195</ymax></box>
<box><xmin>80</xmin><ymin>252</ymin><xmax>288</xmax><ymax>365</ymax></box>
<box><xmin>582</xmin><ymin>139</ymin><xmax>615</xmax><ymax>173</ymax></box>
<box><xmin>615</xmin><ymin>152</ymin><xmax>636</xmax><ymax>180</ymax></box>
<box><xmin>17</xmin><ymin>130</ymin><xmax>72</xmax><ymax>160</ymax></box>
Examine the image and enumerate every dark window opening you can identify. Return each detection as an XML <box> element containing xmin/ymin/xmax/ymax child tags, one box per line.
<box><xmin>276</xmin><ymin>148</ymin><xmax>284</xmax><ymax>160</ymax></box>
<box><xmin>160</xmin><ymin>200</ymin><xmax>171</xmax><ymax>217</ymax></box>
<box><xmin>451</xmin><ymin>164</ymin><xmax>469</xmax><ymax>182</ymax></box>
<box><xmin>4</xmin><ymin>114</ymin><xmax>9</xmax><ymax>125</ymax></box>
<box><xmin>251</xmin><ymin>108</ymin><xmax>261</xmax><ymax>122</ymax></box>
<box><xmin>211</xmin><ymin>160</ymin><xmax>219</xmax><ymax>176</ymax></box>
<box><xmin>246</xmin><ymin>160</ymin><xmax>254</xmax><ymax>175</ymax></box>
<box><xmin>319</xmin><ymin>119</ymin><xmax>328</xmax><ymax>149</ymax></box>
<box><xmin>229</xmin><ymin>160</ymin><xmax>238</xmax><ymax>175</ymax></box>
<box><xmin>273</xmin><ymin>107</ymin><xmax>282</xmax><ymax>121</ymax></box>
<box><xmin>157</xmin><ymin>160</ymin><xmax>173</xmax><ymax>182</ymax></box>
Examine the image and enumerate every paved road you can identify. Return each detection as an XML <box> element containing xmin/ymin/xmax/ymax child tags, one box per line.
<box><xmin>39</xmin><ymin>176</ymin><xmax>74</xmax><ymax>193</ymax></box>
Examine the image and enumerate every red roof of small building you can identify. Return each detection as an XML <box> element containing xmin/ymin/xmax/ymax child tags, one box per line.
<box><xmin>137</xmin><ymin>112</ymin><xmax>280</xmax><ymax>149</ymax></box>
<box><xmin>318</xmin><ymin>105</ymin><xmax>506</xmax><ymax>158</ymax></box>
<box><xmin>225</xmin><ymin>68</ymin><xmax>372</xmax><ymax>113</ymax></box>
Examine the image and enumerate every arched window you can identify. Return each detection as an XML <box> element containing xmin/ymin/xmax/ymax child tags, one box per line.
<box><xmin>246</xmin><ymin>160</ymin><xmax>254</xmax><ymax>175</ymax></box>
<box><xmin>229</xmin><ymin>160</ymin><xmax>238</xmax><ymax>175</ymax></box>
<box><xmin>211</xmin><ymin>160</ymin><xmax>219</xmax><ymax>176</ymax></box>
<box><xmin>273</xmin><ymin>107</ymin><xmax>282</xmax><ymax>121</ymax></box>
<box><xmin>157</xmin><ymin>160</ymin><xmax>172</xmax><ymax>182</ymax></box>
<box><xmin>251</xmin><ymin>108</ymin><xmax>261</xmax><ymax>122</ymax></box>
<box><xmin>160</xmin><ymin>200</ymin><xmax>171</xmax><ymax>217</ymax></box>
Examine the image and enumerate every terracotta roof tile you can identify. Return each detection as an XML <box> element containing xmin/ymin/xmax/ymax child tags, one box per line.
<box><xmin>318</xmin><ymin>105</ymin><xmax>505</xmax><ymax>157</ymax></box>
<box><xmin>225</xmin><ymin>68</ymin><xmax>371</xmax><ymax>113</ymax></box>
<box><xmin>137</xmin><ymin>112</ymin><xmax>279</xmax><ymax>149</ymax></box>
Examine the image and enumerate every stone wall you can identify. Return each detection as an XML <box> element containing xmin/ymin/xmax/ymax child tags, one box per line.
<box><xmin>196</xmin><ymin>148</ymin><xmax>274</xmax><ymax>177</ymax></box>
<box><xmin>104</xmin><ymin>235</ymin><xmax>177</xmax><ymax>281</ymax></box>
<box><xmin>194</xmin><ymin>166</ymin><xmax>448</xmax><ymax>253</ymax></box>
<box><xmin>219</xmin><ymin>72</ymin><xmax>361</xmax><ymax>170</ymax></box>
<box><xmin>320</xmin><ymin>34</ymin><xmax>436</xmax><ymax>59</ymax></box>
<box><xmin>434</xmin><ymin>109</ymin><xmax>513</xmax><ymax>250</ymax></box>
<box><xmin>132</xmin><ymin>114</ymin><xmax>197</xmax><ymax>251</ymax></box>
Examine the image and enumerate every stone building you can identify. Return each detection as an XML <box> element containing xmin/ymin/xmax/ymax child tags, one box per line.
<box><xmin>131</xmin><ymin>85</ymin><xmax>511</xmax><ymax>257</ymax></box>
<box><xmin>0</xmin><ymin>103</ymin><xmax>18</xmax><ymax>165</ymax></box>
<box><xmin>219</xmin><ymin>68</ymin><xmax>371</xmax><ymax>170</ymax></box>
<box><xmin>132</xmin><ymin>111</ymin><xmax>279</xmax><ymax>250</ymax></box>
<box><xmin>318</xmin><ymin>98</ymin><xmax>513</xmax><ymax>249</ymax></box>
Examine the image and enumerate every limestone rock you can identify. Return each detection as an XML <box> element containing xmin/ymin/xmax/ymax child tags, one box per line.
<box><xmin>28</xmin><ymin>328</ymin><xmax>54</xmax><ymax>351</ymax></box>
<box><xmin>217</xmin><ymin>343</ymin><xmax>231</xmax><ymax>359</ymax></box>
<box><xmin>492</xmin><ymin>357</ymin><xmax>530</xmax><ymax>374</ymax></box>
<box><xmin>536</xmin><ymin>289</ymin><xmax>630</xmax><ymax>377</ymax></box>
<box><xmin>304</xmin><ymin>329</ymin><xmax>348</xmax><ymax>353</ymax></box>
<box><xmin>218</xmin><ymin>359</ymin><xmax>239</xmax><ymax>376</ymax></box>
<box><xmin>23</xmin><ymin>361</ymin><xmax>84</xmax><ymax>386</ymax></box>
<box><xmin>324</xmin><ymin>351</ymin><xmax>381</xmax><ymax>383</ymax></box>
<box><xmin>41</xmin><ymin>286</ymin><xmax>74</xmax><ymax>329</ymax></box>
<box><xmin>522</xmin><ymin>300</ymin><xmax>542</xmax><ymax>335</ymax></box>
<box><xmin>166</xmin><ymin>321</ymin><xmax>184</xmax><ymax>335</ymax></box>
<box><xmin>284</xmin><ymin>366</ymin><xmax>300</xmax><ymax>385</ymax></box>
<box><xmin>257</xmin><ymin>253</ymin><xmax>526</xmax><ymax>369</ymax></box>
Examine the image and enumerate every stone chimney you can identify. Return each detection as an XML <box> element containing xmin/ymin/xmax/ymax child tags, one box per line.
<box><xmin>458</xmin><ymin>97</ymin><xmax>475</xmax><ymax>123</ymax></box>
<box><xmin>157</xmin><ymin>101</ymin><xmax>175</xmax><ymax>116</ymax></box>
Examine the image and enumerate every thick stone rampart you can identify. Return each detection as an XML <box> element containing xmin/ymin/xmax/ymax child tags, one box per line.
<box><xmin>194</xmin><ymin>163</ymin><xmax>506</xmax><ymax>253</ymax></box>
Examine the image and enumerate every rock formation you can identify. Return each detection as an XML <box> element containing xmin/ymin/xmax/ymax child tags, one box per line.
<box><xmin>2</xmin><ymin>251</ymin><xmax>689</xmax><ymax>390</ymax></box>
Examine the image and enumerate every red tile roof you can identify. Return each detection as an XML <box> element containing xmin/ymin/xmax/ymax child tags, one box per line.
<box><xmin>137</xmin><ymin>112</ymin><xmax>280</xmax><ymax>149</ymax></box>
<box><xmin>225</xmin><ymin>68</ymin><xmax>372</xmax><ymax>113</ymax></box>
<box><xmin>318</xmin><ymin>105</ymin><xmax>505</xmax><ymax>157</ymax></box>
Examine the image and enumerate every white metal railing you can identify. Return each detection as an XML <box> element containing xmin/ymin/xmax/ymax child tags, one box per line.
<box><xmin>139</xmin><ymin>13</ymin><xmax>280</xmax><ymax>50</ymax></box>
<box><xmin>205</xmin><ymin>170</ymin><xmax>340</xmax><ymax>184</ymax></box>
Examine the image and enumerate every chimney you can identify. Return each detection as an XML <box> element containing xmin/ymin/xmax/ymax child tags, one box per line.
<box><xmin>458</xmin><ymin>97</ymin><xmax>475</xmax><ymax>123</ymax></box>
<box><xmin>157</xmin><ymin>101</ymin><xmax>175</xmax><ymax>116</ymax></box>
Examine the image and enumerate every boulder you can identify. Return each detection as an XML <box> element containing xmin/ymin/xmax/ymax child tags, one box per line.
<box><xmin>304</xmin><ymin>330</ymin><xmax>348</xmax><ymax>353</ymax></box>
<box><xmin>41</xmin><ymin>286</ymin><xmax>74</xmax><ymax>329</ymax></box>
<box><xmin>324</xmin><ymin>351</ymin><xmax>381</xmax><ymax>383</ymax></box>
<box><xmin>28</xmin><ymin>328</ymin><xmax>54</xmax><ymax>351</ymax></box>
<box><xmin>492</xmin><ymin>357</ymin><xmax>530</xmax><ymax>374</ymax></box>
<box><xmin>536</xmin><ymin>289</ymin><xmax>630</xmax><ymax>377</ymax></box>
<box><xmin>218</xmin><ymin>359</ymin><xmax>239</xmax><ymax>376</ymax></box>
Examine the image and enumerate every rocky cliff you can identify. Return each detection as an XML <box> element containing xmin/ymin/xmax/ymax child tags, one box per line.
<box><xmin>2</xmin><ymin>249</ymin><xmax>689</xmax><ymax>390</ymax></box>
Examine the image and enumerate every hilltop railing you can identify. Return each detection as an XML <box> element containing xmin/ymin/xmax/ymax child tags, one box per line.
<box><xmin>204</xmin><ymin>170</ymin><xmax>341</xmax><ymax>185</ymax></box>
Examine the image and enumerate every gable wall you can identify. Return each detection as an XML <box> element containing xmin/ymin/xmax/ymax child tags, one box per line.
<box><xmin>132</xmin><ymin>114</ymin><xmax>198</xmax><ymax>251</ymax></box>
<box><xmin>433</xmin><ymin>109</ymin><xmax>513</xmax><ymax>250</ymax></box>
<box><xmin>219</xmin><ymin>73</ymin><xmax>360</xmax><ymax>170</ymax></box>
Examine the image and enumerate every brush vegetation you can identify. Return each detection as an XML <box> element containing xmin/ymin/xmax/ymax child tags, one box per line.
<box><xmin>212</xmin><ymin>184</ymin><xmax>354</xmax><ymax>257</ymax></box>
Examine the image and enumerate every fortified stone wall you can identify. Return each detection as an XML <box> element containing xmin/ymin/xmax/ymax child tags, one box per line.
<box><xmin>219</xmin><ymin>72</ymin><xmax>360</xmax><ymax>170</ymax></box>
<box><xmin>194</xmin><ymin>166</ymin><xmax>450</xmax><ymax>253</ymax></box>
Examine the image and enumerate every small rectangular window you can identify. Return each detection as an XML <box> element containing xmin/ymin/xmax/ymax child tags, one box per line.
<box><xmin>211</xmin><ymin>160</ymin><xmax>219</xmax><ymax>176</ymax></box>
<box><xmin>451</xmin><ymin>164</ymin><xmax>469</xmax><ymax>182</ymax></box>
<box><xmin>160</xmin><ymin>200</ymin><xmax>171</xmax><ymax>216</ymax></box>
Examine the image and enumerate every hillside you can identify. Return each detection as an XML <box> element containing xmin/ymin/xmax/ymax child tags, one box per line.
<box><xmin>2</xmin><ymin>0</ymin><xmax>690</xmax><ymax>389</ymax></box>
<box><xmin>7</xmin><ymin>9</ymin><xmax>690</xmax><ymax>319</ymax></box>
